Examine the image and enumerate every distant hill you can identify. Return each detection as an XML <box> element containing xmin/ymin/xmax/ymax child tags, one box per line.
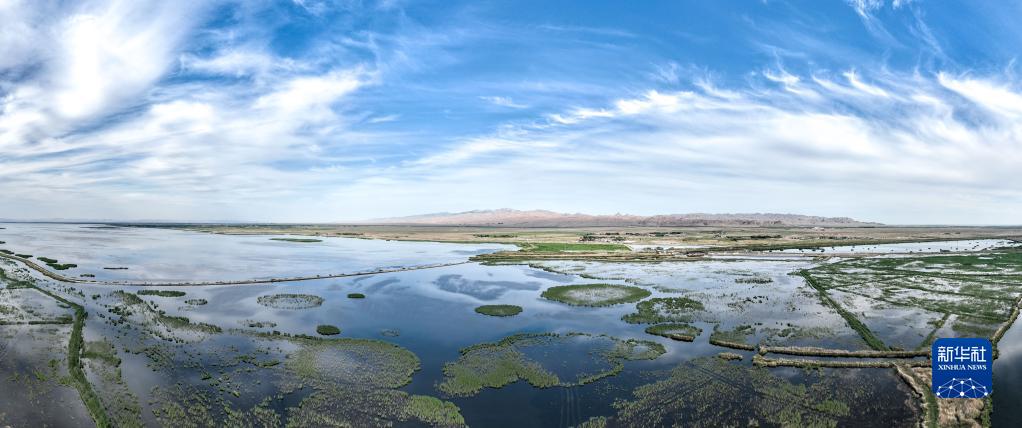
<box><xmin>365</xmin><ymin>209</ymin><xmax>879</xmax><ymax>227</ymax></box>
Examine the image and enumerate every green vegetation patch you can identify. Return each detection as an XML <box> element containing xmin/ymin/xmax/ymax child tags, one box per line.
<box><xmin>0</xmin><ymin>266</ymin><xmax>111</xmax><ymax>426</ymax></box>
<box><xmin>147</xmin><ymin>330</ymin><xmax>464</xmax><ymax>427</ymax></box>
<box><xmin>285</xmin><ymin>336</ymin><xmax>420</xmax><ymax>389</ymax></box>
<box><xmin>283</xmin><ymin>386</ymin><xmax>466</xmax><ymax>428</ymax></box>
<box><xmin>30</xmin><ymin>256</ymin><xmax>79</xmax><ymax>271</ymax></box>
<box><xmin>110</xmin><ymin>290</ymin><xmax>221</xmax><ymax>335</ymax></box>
<box><xmin>474</xmin><ymin>304</ymin><xmax>523</xmax><ymax>317</ymax></box>
<box><xmin>137</xmin><ymin>289</ymin><xmax>186</xmax><ymax>297</ymax></box>
<box><xmin>622</xmin><ymin>297</ymin><xmax>706</xmax><ymax>324</ymax></box>
<box><xmin>184</xmin><ymin>298</ymin><xmax>208</xmax><ymax>306</ymax></box>
<box><xmin>718</xmin><ymin>352</ymin><xmax>743</xmax><ymax>361</ymax></box>
<box><xmin>799</xmin><ymin>271</ymin><xmax>889</xmax><ymax>351</ymax></box>
<box><xmin>735</xmin><ymin>276</ymin><xmax>774</xmax><ymax>284</ymax></box>
<box><xmin>541</xmin><ymin>283</ymin><xmax>651</xmax><ymax>307</ymax></box>
<box><xmin>347</xmin><ymin>293</ymin><xmax>366</xmax><ymax>299</ymax></box>
<box><xmin>519</xmin><ymin>242</ymin><xmax>630</xmax><ymax>252</ymax></box>
<box><xmin>710</xmin><ymin>324</ymin><xmax>756</xmax><ymax>344</ymax></box>
<box><xmin>401</xmin><ymin>395</ymin><xmax>466</xmax><ymax>427</ymax></box>
<box><xmin>269</xmin><ymin>237</ymin><xmax>323</xmax><ymax>243</ymax></box>
<box><xmin>645</xmin><ymin>323</ymin><xmax>702</xmax><ymax>341</ymax></box>
<box><xmin>595</xmin><ymin>357</ymin><xmax>908</xmax><ymax>427</ymax></box>
<box><xmin>798</xmin><ymin>250</ymin><xmax>1022</xmax><ymax>350</ymax></box>
<box><xmin>157</xmin><ymin>314</ymin><xmax>222</xmax><ymax>334</ymax></box>
<box><xmin>242</xmin><ymin>320</ymin><xmax>277</xmax><ymax>328</ymax></box>
<box><xmin>82</xmin><ymin>340</ymin><xmax>121</xmax><ymax>366</ymax></box>
<box><xmin>950</xmin><ymin>316</ymin><xmax>999</xmax><ymax>338</ymax></box>
<box><xmin>316</xmin><ymin>325</ymin><xmax>341</xmax><ymax>336</ymax></box>
<box><xmin>272</xmin><ymin>333</ymin><xmax>465</xmax><ymax>427</ymax></box>
<box><xmin>257</xmin><ymin>293</ymin><xmax>324</xmax><ymax>309</ymax></box>
<box><xmin>438</xmin><ymin>332</ymin><xmax>665</xmax><ymax>397</ymax></box>
<box><xmin>0</xmin><ymin>267</ymin><xmax>33</xmax><ymax>289</ymax></box>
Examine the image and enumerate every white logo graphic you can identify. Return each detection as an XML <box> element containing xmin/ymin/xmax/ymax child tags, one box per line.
<box><xmin>935</xmin><ymin>345</ymin><xmax>987</xmax><ymax>363</ymax></box>
<box><xmin>934</xmin><ymin>378</ymin><xmax>989</xmax><ymax>398</ymax></box>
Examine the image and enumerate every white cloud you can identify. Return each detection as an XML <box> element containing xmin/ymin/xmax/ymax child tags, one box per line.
<box><xmin>847</xmin><ymin>0</ymin><xmax>885</xmax><ymax>18</ymax></box>
<box><xmin>480</xmin><ymin>96</ymin><xmax>528</xmax><ymax>109</ymax></box>
<box><xmin>938</xmin><ymin>73</ymin><xmax>1022</xmax><ymax>120</ymax></box>
<box><xmin>0</xmin><ymin>0</ymin><xmax>204</xmax><ymax>148</ymax></box>
<box><xmin>380</xmin><ymin>70</ymin><xmax>1022</xmax><ymax>224</ymax></box>
<box><xmin>180</xmin><ymin>50</ymin><xmax>307</xmax><ymax>78</ymax></box>
<box><xmin>1</xmin><ymin>0</ymin><xmax>1020</xmax><ymax>225</ymax></box>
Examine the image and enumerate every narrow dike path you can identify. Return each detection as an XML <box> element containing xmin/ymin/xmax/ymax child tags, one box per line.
<box><xmin>0</xmin><ymin>252</ymin><xmax>468</xmax><ymax>287</ymax></box>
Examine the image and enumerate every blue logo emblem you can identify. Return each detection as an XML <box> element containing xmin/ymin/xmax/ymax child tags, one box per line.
<box><xmin>931</xmin><ymin>338</ymin><xmax>992</xmax><ymax>398</ymax></box>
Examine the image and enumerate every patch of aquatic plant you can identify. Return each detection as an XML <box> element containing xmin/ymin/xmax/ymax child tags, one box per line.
<box><xmin>347</xmin><ymin>293</ymin><xmax>366</xmax><ymax>299</ymax></box>
<box><xmin>710</xmin><ymin>324</ymin><xmax>756</xmax><ymax>344</ymax></box>
<box><xmin>760</xmin><ymin>324</ymin><xmax>836</xmax><ymax>344</ymax></box>
<box><xmin>438</xmin><ymin>332</ymin><xmax>665</xmax><ymax>397</ymax></box>
<box><xmin>151</xmin><ymin>386</ymin><xmax>279</xmax><ymax>427</ymax></box>
<box><xmin>269</xmin><ymin>237</ymin><xmax>323</xmax><ymax>243</ymax></box>
<box><xmin>644</xmin><ymin>323</ymin><xmax>702</xmax><ymax>341</ymax></box>
<box><xmin>241</xmin><ymin>320</ymin><xmax>277</xmax><ymax>329</ymax></box>
<box><xmin>37</xmin><ymin>257</ymin><xmax>59</xmax><ymax>264</ymax></box>
<box><xmin>401</xmin><ymin>395</ymin><xmax>466</xmax><ymax>426</ymax></box>
<box><xmin>283</xmin><ymin>386</ymin><xmax>467</xmax><ymax>428</ymax></box>
<box><xmin>0</xmin><ymin>267</ymin><xmax>34</xmax><ymax>289</ymax></box>
<box><xmin>799</xmin><ymin>270</ymin><xmax>889</xmax><ymax>351</ymax></box>
<box><xmin>316</xmin><ymin>325</ymin><xmax>341</xmax><ymax>335</ymax></box>
<box><xmin>15</xmin><ymin>253</ymin><xmax>32</xmax><ymax>258</ymax></box>
<box><xmin>735</xmin><ymin>276</ymin><xmax>773</xmax><ymax>284</ymax></box>
<box><xmin>157</xmin><ymin>314</ymin><xmax>222</xmax><ymax>334</ymax></box>
<box><xmin>103</xmin><ymin>267</ymin><xmax>129</xmax><ymax>270</ymax></box>
<box><xmin>111</xmin><ymin>290</ymin><xmax>144</xmax><ymax>306</ymax></box>
<box><xmin>257</xmin><ymin>293</ymin><xmax>324</xmax><ymax>309</ymax></box>
<box><xmin>541</xmin><ymin>283</ymin><xmax>651</xmax><ymax>307</ymax></box>
<box><xmin>284</xmin><ymin>335</ymin><xmax>421</xmax><ymax>388</ymax></box>
<box><xmin>595</xmin><ymin>356</ymin><xmax>911</xmax><ymax>427</ymax></box>
<box><xmin>621</xmin><ymin>297</ymin><xmax>705</xmax><ymax>324</ymax></box>
<box><xmin>184</xmin><ymin>298</ymin><xmax>207</xmax><ymax>306</ymax></box>
<box><xmin>474</xmin><ymin>304</ymin><xmax>523</xmax><ymax>317</ymax></box>
<box><xmin>800</xmin><ymin>252</ymin><xmax>1022</xmax><ymax>348</ymax></box>
<box><xmin>916</xmin><ymin>313</ymin><xmax>950</xmax><ymax>350</ymax></box>
<box><xmin>137</xmin><ymin>290</ymin><xmax>186</xmax><ymax>297</ymax></box>
<box><xmin>6</xmin><ymin>270</ymin><xmax>112</xmax><ymax>426</ymax></box>
<box><xmin>109</xmin><ymin>290</ymin><xmax>221</xmax><ymax>335</ymax></box>
<box><xmin>439</xmin><ymin>336</ymin><xmax>558</xmax><ymax>396</ymax></box>
<box><xmin>717</xmin><ymin>352</ymin><xmax>743</xmax><ymax>361</ymax></box>
<box><xmin>82</xmin><ymin>340</ymin><xmax>121</xmax><ymax>366</ymax></box>
<box><xmin>137</xmin><ymin>329</ymin><xmax>461</xmax><ymax>427</ymax></box>
<box><xmin>950</xmin><ymin>316</ymin><xmax>999</xmax><ymax>339</ymax></box>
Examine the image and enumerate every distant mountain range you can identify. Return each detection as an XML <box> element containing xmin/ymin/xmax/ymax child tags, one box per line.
<box><xmin>365</xmin><ymin>209</ymin><xmax>880</xmax><ymax>227</ymax></box>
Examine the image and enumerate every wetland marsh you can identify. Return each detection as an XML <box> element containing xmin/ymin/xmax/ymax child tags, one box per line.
<box><xmin>0</xmin><ymin>223</ymin><xmax>1019</xmax><ymax>427</ymax></box>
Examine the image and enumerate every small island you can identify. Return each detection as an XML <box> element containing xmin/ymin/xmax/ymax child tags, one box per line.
<box><xmin>474</xmin><ymin>304</ymin><xmax>523</xmax><ymax>317</ymax></box>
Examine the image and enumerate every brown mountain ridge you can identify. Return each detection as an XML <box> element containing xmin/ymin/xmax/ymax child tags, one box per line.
<box><xmin>366</xmin><ymin>209</ymin><xmax>879</xmax><ymax>227</ymax></box>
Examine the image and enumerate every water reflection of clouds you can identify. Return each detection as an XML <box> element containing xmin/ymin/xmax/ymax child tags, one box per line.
<box><xmin>434</xmin><ymin>274</ymin><xmax>542</xmax><ymax>301</ymax></box>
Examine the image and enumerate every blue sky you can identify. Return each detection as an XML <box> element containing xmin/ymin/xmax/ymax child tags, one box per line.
<box><xmin>1</xmin><ymin>0</ymin><xmax>1021</xmax><ymax>224</ymax></box>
